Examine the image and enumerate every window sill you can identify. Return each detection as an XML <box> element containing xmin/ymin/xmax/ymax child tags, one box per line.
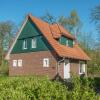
<box><xmin>79</xmin><ymin>72</ymin><xmax>85</xmax><ymax>75</ymax></box>
<box><xmin>32</xmin><ymin>47</ymin><xmax>36</xmax><ymax>49</ymax></box>
<box><xmin>23</xmin><ymin>48</ymin><xmax>27</xmax><ymax>50</ymax></box>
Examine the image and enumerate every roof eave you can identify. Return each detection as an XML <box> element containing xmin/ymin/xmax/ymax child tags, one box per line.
<box><xmin>60</xmin><ymin>54</ymin><xmax>91</xmax><ymax>61</ymax></box>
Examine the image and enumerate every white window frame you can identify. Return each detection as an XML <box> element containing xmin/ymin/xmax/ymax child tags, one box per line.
<box><xmin>13</xmin><ymin>60</ymin><xmax>17</xmax><ymax>67</ymax></box>
<box><xmin>18</xmin><ymin>59</ymin><xmax>22</xmax><ymax>67</ymax></box>
<box><xmin>79</xmin><ymin>61</ymin><xmax>85</xmax><ymax>74</ymax></box>
<box><xmin>23</xmin><ymin>39</ymin><xmax>27</xmax><ymax>49</ymax></box>
<box><xmin>43</xmin><ymin>58</ymin><xmax>49</xmax><ymax>67</ymax></box>
<box><xmin>32</xmin><ymin>38</ymin><xmax>36</xmax><ymax>48</ymax></box>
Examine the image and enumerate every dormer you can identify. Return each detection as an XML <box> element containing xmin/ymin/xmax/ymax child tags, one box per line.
<box><xmin>59</xmin><ymin>36</ymin><xmax>74</xmax><ymax>47</ymax></box>
<box><xmin>49</xmin><ymin>23</ymin><xmax>75</xmax><ymax>48</ymax></box>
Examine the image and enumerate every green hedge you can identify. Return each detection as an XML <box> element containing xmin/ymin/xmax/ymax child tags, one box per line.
<box><xmin>0</xmin><ymin>76</ymin><xmax>99</xmax><ymax>100</ymax></box>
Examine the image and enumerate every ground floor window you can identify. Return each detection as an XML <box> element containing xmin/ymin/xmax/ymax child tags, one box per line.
<box><xmin>79</xmin><ymin>61</ymin><xmax>85</xmax><ymax>74</ymax></box>
<box><xmin>43</xmin><ymin>58</ymin><xmax>49</xmax><ymax>67</ymax></box>
<box><xmin>12</xmin><ymin>59</ymin><xmax>23</xmax><ymax>67</ymax></box>
<box><xmin>13</xmin><ymin>60</ymin><xmax>17</xmax><ymax>67</ymax></box>
<box><xmin>18</xmin><ymin>59</ymin><xmax>22</xmax><ymax>67</ymax></box>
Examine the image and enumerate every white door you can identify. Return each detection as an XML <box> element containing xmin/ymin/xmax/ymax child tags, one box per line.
<box><xmin>64</xmin><ymin>60</ymin><xmax>70</xmax><ymax>79</ymax></box>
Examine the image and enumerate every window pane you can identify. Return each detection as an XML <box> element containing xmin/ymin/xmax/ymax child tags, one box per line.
<box><xmin>80</xmin><ymin>63</ymin><xmax>83</xmax><ymax>73</ymax></box>
<box><xmin>32</xmin><ymin>38</ymin><xmax>36</xmax><ymax>48</ymax></box>
<box><xmin>43</xmin><ymin>58</ymin><xmax>49</xmax><ymax>67</ymax></box>
<box><xmin>79</xmin><ymin>62</ymin><xmax>85</xmax><ymax>74</ymax></box>
<box><xmin>13</xmin><ymin>60</ymin><xmax>17</xmax><ymax>67</ymax></box>
<box><xmin>82</xmin><ymin>64</ymin><xmax>85</xmax><ymax>73</ymax></box>
<box><xmin>18</xmin><ymin>60</ymin><xmax>22</xmax><ymax>67</ymax></box>
<box><xmin>66</xmin><ymin>40</ymin><xmax>68</xmax><ymax>46</ymax></box>
<box><xmin>68</xmin><ymin>39</ymin><xmax>73</xmax><ymax>47</ymax></box>
<box><xmin>23</xmin><ymin>39</ymin><xmax>27</xmax><ymax>49</ymax></box>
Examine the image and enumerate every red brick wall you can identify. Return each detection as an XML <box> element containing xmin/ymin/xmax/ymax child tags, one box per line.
<box><xmin>9</xmin><ymin>51</ymin><xmax>85</xmax><ymax>79</ymax></box>
<box><xmin>9</xmin><ymin>51</ymin><xmax>58</xmax><ymax>79</ymax></box>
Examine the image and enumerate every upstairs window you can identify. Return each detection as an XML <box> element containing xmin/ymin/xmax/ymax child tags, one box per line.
<box><xmin>59</xmin><ymin>36</ymin><xmax>73</xmax><ymax>47</ymax></box>
<box><xmin>23</xmin><ymin>39</ymin><xmax>27</xmax><ymax>49</ymax></box>
<box><xmin>68</xmin><ymin>39</ymin><xmax>73</xmax><ymax>47</ymax></box>
<box><xmin>66</xmin><ymin>39</ymin><xmax>68</xmax><ymax>46</ymax></box>
<box><xmin>32</xmin><ymin>38</ymin><xmax>36</xmax><ymax>48</ymax></box>
<box><xmin>43</xmin><ymin>58</ymin><xmax>49</xmax><ymax>67</ymax></box>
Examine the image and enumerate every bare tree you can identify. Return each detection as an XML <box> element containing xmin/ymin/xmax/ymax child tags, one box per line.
<box><xmin>91</xmin><ymin>5</ymin><xmax>100</xmax><ymax>48</ymax></box>
<box><xmin>40</xmin><ymin>10</ymin><xmax>82</xmax><ymax>38</ymax></box>
<box><xmin>91</xmin><ymin>5</ymin><xmax>100</xmax><ymax>33</ymax></box>
<box><xmin>0</xmin><ymin>21</ymin><xmax>17</xmax><ymax>62</ymax></box>
<box><xmin>40</xmin><ymin>12</ymin><xmax>56</xmax><ymax>24</ymax></box>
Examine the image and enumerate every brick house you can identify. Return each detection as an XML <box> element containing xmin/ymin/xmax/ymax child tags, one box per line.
<box><xmin>5</xmin><ymin>14</ymin><xmax>90</xmax><ymax>79</ymax></box>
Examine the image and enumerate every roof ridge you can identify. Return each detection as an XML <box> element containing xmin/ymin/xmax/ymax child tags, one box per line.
<box><xmin>6</xmin><ymin>14</ymin><xmax>90</xmax><ymax>61</ymax></box>
<box><xmin>28</xmin><ymin>14</ymin><xmax>49</xmax><ymax>25</ymax></box>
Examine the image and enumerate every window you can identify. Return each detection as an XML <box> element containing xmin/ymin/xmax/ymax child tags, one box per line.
<box><xmin>23</xmin><ymin>39</ymin><xmax>27</xmax><ymax>49</ymax></box>
<box><xmin>13</xmin><ymin>60</ymin><xmax>17</xmax><ymax>67</ymax></box>
<box><xmin>60</xmin><ymin>36</ymin><xmax>73</xmax><ymax>47</ymax></box>
<box><xmin>79</xmin><ymin>62</ymin><xmax>85</xmax><ymax>74</ymax></box>
<box><xmin>32</xmin><ymin>38</ymin><xmax>36</xmax><ymax>48</ymax></box>
<box><xmin>68</xmin><ymin>39</ymin><xmax>73</xmax><ymax>47</ymax></box>
<box><xmin>43</xmin><ymin>58</ymin><xmax>49</xmax><ymax>67</ymax></box>
<box><xmin>18</xmin><ymin>59</ymin><xmax>22</xmax><ymax>67</ymax></box>
<box><xmin>66</xmin><ymin>40</ymin><xmax>68</xmax><ymax>46</ymax></box>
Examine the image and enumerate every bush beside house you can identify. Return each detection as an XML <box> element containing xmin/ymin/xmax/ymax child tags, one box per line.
<box><xmin>0</xmin><ymin>76</ymin><xmax>99</xmax><ymax>100</ymax></box>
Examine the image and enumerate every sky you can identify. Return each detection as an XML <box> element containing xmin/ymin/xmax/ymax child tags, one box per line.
<box><xmin>0</xmin><ymin>0</ymin><xmax>100</xmax><ymax>37</ymax></box>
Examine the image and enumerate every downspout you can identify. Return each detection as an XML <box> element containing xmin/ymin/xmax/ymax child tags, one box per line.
<box><xmin>57</xmin><ymin>57</ymin><xmax>65</xmax><ymax>76</ymax></box>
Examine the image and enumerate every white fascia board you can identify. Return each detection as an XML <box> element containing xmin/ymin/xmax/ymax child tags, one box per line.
<box><xmin>5</xmin><ymin>16</ymin><xmax>28</xmax><ymax>60</ymax></box>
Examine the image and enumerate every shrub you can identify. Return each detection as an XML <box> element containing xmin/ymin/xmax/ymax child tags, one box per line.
<box><xmin>0</xmin><ymin>76</ymin><xmax>99</xmax><ymax>100</ymax></box>
<box><xmin>0</xmin><ymin>60</ymin><xmax>8</xmax><ymax>76</ymax></box>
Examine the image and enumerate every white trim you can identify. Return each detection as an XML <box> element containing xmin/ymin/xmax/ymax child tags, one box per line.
<box><xmin>5</xmin><ymin>16</ymin><xmax>28</xmax><ymax>60</ymax></box>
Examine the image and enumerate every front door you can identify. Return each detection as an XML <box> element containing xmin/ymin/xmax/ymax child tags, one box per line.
<box><xmin>64</xmin><ymin>60</ymin><xmax>70</xmax><ymax>79</ymax></box>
